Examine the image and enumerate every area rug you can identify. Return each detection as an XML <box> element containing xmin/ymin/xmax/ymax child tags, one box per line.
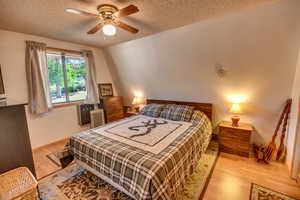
<box><xmin>39</xmin><ymin>140</ymin><xmax>218</xmax><ymax>200</ymax></box>
<box><xmin>250</xmin><ymin>183</ymin><xmax>296</xmax><ymax>200</ymax></box>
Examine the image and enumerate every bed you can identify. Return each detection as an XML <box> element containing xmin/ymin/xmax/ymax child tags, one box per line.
<box><xmin>68</xmin><ymin>99</ymin><xmax>213</xmax><ymax>200</ymax></box>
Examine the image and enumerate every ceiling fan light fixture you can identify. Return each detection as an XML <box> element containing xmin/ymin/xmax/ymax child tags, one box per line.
<box><xmin>67</xmin><ymin>4</ymin><xmax>139</xmax><ymax>35</ymax></box>
<box><xmin>66</xmin><ymin>8</ymin><xmax>81</xmax><ymax>14</ymax></box>
<box><xmin>102</xmin><ymin>24</ymin><xmax>116</xmax><ymax>36</ymax></box>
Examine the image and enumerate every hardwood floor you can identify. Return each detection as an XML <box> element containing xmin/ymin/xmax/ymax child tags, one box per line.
<box><xmin>204</xmin><ymin>153</ymin><xmax>300</xmax><ymax>199</ymax></box>
<box><xmin>32</xmin><ymin>139</ymin><xmax>69</xmax><ymax>179</ymax></box>
<box><xmin>33</xmin><ymin>140</ymin><xmax>300</xmax><ymax>199</ymax></box>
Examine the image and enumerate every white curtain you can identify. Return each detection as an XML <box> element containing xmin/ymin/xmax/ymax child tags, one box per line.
<box><xmin>83</xmin><ymin>50</ymin><xmax>99</xmax><ymax>104</ymax></box>
<box><xmin>25</xmin><ymin>41</ymin><xmax>52</xmax><ymax>114</ymax></box>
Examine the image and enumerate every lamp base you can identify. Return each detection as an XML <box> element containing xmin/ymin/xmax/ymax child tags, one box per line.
<box><xmin>231</xmin><ymin>116</ymin><xmax>240</xmax><ymax>127</ymax></box>
<box><xmin>135</xmin><ymin>106</ymin><xmax>140</xmax><ymax>113</ymax></box>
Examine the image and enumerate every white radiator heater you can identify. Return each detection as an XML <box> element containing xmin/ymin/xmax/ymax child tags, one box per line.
<box><xmin>90</xmin><ymin>109</ymin><xmax>105</xmax><ymax>128</ymax></box>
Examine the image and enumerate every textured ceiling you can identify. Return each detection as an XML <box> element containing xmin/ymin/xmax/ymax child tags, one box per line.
<box><xmin>0</xmin><ymin>0</ymin><xmax>279</xmax><ymax>47</ymax></box>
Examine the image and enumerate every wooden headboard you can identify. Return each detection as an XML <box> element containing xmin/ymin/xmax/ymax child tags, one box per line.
<box><xmin>147</xmin><ymin>99</ymin><xmax>213</xmax><ymax>121</ymax></box>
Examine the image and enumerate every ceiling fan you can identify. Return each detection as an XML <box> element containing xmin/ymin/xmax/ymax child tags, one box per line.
<box><xmin>66</xmin><ymin>4</ymin><xmax>139</xmax><ymax>36</ymax></box>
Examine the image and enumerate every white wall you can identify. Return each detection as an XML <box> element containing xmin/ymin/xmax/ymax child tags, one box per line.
<box><xmin>106</xmin><ymin>0</ymin><xmax>300</xmax><ymax>147</ymax></box>
<box><xmin>0</xmin><ymin>29</ymin><xmax>114</xmax><ymax>148</ymax></box>
<box><xmin>288</xmin><ymin>51</ymin><xmax>300</xmax><ymax>178</ymax></box>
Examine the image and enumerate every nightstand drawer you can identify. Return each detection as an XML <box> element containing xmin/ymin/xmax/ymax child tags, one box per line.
<box><xmin>106</xmin><ymin>107</ymin><xmax>123</xmax><ymax>115</ymax></box>
<box><xmin>107</xmin><ymin>111</ymin><xmax>124</xmax><ymax>122</ymax></box>
<box><xmin>219</xmin><ymin>144</ymin><xmax>250</xmax><ymax>157</ymax></box>
<box><xmin>125</xmin><ymin>112</ymin><xmax>137</xmax><ymax>117</ymax></box>
<box><xmin>219</xmin><ymin>137</ymin><xmax>250</xmax><ymax>149</ymax></box>
<box><xmin>219</xmin><ymin>127</ymin><xmax>251</xmax><ymax>142</ymax></box>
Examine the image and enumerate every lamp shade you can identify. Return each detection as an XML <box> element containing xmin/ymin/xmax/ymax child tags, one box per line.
<box><xmin>132</xmin><ymin>96</ymin><xmax>142</xmax><ymax>105</ymax></box>
<box><xmin>230</xmin><ymin>103</ymin><xmax>241</xmax><ymax>114</ymax></box>
<box><xmin>132</xmin><ymin>95</ymin><xmax>146</xmax><ymax>105</ymax></box>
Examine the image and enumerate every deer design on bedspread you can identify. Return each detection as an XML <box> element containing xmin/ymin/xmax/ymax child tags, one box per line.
<box><xmin>128</xmin><ymin>119</ymin><xmax>168</xmax><ymax>138</ymax></box>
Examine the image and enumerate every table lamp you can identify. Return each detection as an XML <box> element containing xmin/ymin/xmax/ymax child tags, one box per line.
<box><xmin>230</xmin><ymin>103</ymin><xmax>241</xmax><ymax>127</ymax></box>
<box><xmin>132</xmin><ymin>96</ymin><xmax>142</xmax><ymax>112</ymax></box>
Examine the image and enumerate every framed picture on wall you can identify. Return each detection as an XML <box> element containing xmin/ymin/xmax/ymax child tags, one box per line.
<box><xmin>98</xmin><ymin>83</ymin><xmax>114</xmax><ymax>97</ymax></box>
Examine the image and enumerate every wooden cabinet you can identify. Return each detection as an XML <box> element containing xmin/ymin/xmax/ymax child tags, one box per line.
<box><xmin>297</xmin><ymin>164</ymin><xmax>300</xmax><ymax>186</ymax></box>
<box><xmin>99</xmin><ymin>96</ymin><xmax>124</xmax><ymax>123</ymax></box>
<box><xmin>0</xmin><ymin>102</ymin><xmax>36</xmax><ymax>177</ymax></box>
<box><xmin>218</xmin><ymin>121</ymin><xmax>253</xmax><ymax>157</ymax></box>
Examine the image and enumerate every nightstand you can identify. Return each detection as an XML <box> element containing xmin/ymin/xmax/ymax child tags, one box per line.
<box><xmin>218</xmin><ymin>121</ymin><xmax>253</xmax><ymax>157</ymax></box>
<box><xmin>125</xmin><ymin>110</ymin><xmax>138</xmax><ymax>117</ymax></box>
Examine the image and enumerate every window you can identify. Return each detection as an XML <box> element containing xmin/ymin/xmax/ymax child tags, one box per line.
<box><xmin>47</xmin><ymin>50</ymin><xmax>87</xmax><ymax>104</ymax></box>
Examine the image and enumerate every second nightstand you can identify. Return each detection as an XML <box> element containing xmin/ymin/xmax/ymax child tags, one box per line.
<box><xmin>125</xmin><ymin>110</ymin><xmax>138</xmax><ymax>118</ymax></box>
<box><xmin>218</xmin><ymin>121</ymin><xmax>253</xmax><ymax>157</ymax></box>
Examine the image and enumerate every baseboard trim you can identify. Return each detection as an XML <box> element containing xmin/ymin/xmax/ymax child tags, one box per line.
<box><xmin>32</xmin><ymin>137</ymin><xmax>70</xmax><ymax>152</ymax></box>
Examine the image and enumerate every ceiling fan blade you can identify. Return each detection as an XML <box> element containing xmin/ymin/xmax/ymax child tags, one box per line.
<box><xmin>66</xmin><ymin>8</ymin><xmax>98</xmax><ymax>17</ymax></box>
<box><xmin>116</xmin><ymin>21</ymin><xmax>139</xmax><ymax>34</ymax></box>
<box><xmin>113</xmin><ymin>5</ymin><xmax>139</xmax><ymax>18</ymax></box>
<box><xmin>87</xmin><ymin>23</ymin><xmax>103</xmax><ymax>34</ymax></box>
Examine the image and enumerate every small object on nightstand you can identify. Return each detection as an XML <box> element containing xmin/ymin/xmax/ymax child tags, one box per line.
<box><xmin>230</xmin><ymin>103</ymin><xmax>242</xmax><ymax>127</ymax></box>
<box><xmin>218</xmin><ymin>121</ymin><xmax>253</xmax><ymax>157</ymax></box>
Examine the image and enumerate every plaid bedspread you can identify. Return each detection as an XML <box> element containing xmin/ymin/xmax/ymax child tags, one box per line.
<box><xmin>68</xmin><ymin>113</ymin><xmax>212</xmax><ymax>200</ymax></box>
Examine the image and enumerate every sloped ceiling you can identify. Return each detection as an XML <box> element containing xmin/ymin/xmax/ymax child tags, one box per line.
<box><xmin>0</xmin><ymin>0</ymin><xmax>279</xmax><ymax>47</ymax></box>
